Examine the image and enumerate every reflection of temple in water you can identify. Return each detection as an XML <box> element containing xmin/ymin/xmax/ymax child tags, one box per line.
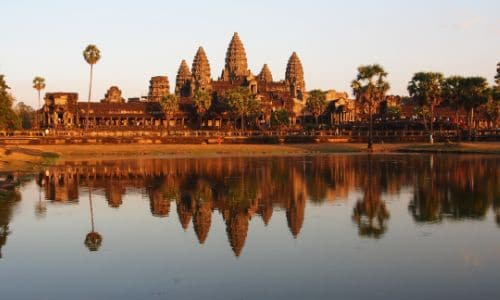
<box><xmin>35</xmin><ymin>155</ymin><xmax>500</xmax><ymax>256</ymax></box>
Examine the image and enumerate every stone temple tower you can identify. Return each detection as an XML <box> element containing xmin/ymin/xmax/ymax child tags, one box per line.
<box><xmin>175</xmin><ymin>59</ymin><xmax>192</xmax><ymax>97</ymax></box>
<box><xmin>148</xmin><ymin>76</ymin><xmax>169</xmax><ymax>102</ymax></box>
<box><xmin>285</xmin><ymin>52</ymin><xmax>305</xmax><ymax>100</ymax></box>
<box><xmin>221</xmin><ymin>32</ymin><xmax>250</xmax><ymax>81</ymax></box>
<box><xmin>257</xmin><ymin>64</ymin><xmax>273</xmax><ymax>83</ymax></box>
<box><xmin>191</xmin><ymin>47</ymin><xmax>212</xmax><ymax>92</ymax></box>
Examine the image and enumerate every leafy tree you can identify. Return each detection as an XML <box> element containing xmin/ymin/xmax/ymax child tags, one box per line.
<box><xmin>483</xmin><ymin>96</ymin><xmax>499</xmax><ymax>128</ymax></box>
<box><xmin>461</xmin><ymin>77</ymin><xmax>489</xmax><ymax>138</ymax></box>
<box><xmin>192</xmin><ymin>89</ymin><xmax>212</xmax><ymax>128</ymax></box>
<box><xmin>443</xmin><ymin>76</ymin><xmax>465</xmax><ymax>141</ymax></box>
<box><xmin>408</xmin><ymin>72</ymin><xmax>444</xmax><ymax>143</ymax></box>
<box><xmin>14</xmin><ymin>102</ymin><xmax>35</xmax><ymax>129</ymax></box>
<box><xmin>351</xmin><ymin>64</ymin><xmax>390</xmax><ymax>149</ymax></box>
<box><xmin>270</xmin><ymin>109</ymin><xmax>290</xmax><ymax>130</ymax></box>
<box><xmin>160</xmin><ymin>94</ymin><xmax>179</xmax><ymax>131</ymax></box>
<box><xmin>386</xmin><ymin>106</ymin><xmax>401</xmax><ymax>120</ymax></box>
<box><xmin>32</xmin><ymin>76</ymin><xmax>46</xmax><ymax>129</ymax></box>
<box><xmin>0</xmin><ymin>75</ymin><xmax>20</xmax><ymax>130</ymax></box>
<box><xmin>83</xmin><ymin>44</ymin><xmax>101</xmax><ymax>129</ymax></box>
<box><xmin>489</xmin><ymin>63</ymin><xmax>500</xmax><ymax>127</ymax></box>
<box><xmin>490</xmin><ymin>63</ymin><xmax>500</xmax><ymax>125</ymax></box>
<box><xmin>305</xmin><ymin>89</ymin><xmax>326</xmax><ymax>126</ymax></box>
<box><xmin>223</xmin><ymin>87</ymin><xmax>261</xmax><ymax>131</ymax></box>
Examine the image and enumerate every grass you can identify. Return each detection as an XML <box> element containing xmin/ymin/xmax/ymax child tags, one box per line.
<box><xmin>397</xmin><ymin>142</ymin><xmax>500</xmax><ymax>154</ymax></box>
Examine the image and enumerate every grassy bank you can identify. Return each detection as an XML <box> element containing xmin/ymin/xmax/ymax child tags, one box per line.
<box><xmin>0</xmin><ymin>147</ymin><xmax>59</xmax><ymax>172</ymax></box>
<box><xmin>1</xmin><ymin>142</ymin><xmax>499</xmax><ymax>171</ymax></box>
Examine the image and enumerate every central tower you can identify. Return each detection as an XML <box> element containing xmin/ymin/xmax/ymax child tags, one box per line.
<box><xmin>221</xmin><ymin>32</ymin><xmax>250</xmax><ymax>81</ymax></box>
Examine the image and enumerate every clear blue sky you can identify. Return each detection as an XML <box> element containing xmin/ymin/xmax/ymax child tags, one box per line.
<box><xmin>1</xmin><ymin>0</ymin><xmax>499</xmax><ymax>108</ymax></box>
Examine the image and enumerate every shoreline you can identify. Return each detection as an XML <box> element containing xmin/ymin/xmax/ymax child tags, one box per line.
<box><xmin>1</xmin><ymin>142</ymin><xmax>499</xmax><ymax>172</ymax></box>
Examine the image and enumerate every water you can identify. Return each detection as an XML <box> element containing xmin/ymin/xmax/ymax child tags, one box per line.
<box><xmin>1</xmin><ymin>154</ymin><xmax>499</xmax><ymax>300</ymax></box>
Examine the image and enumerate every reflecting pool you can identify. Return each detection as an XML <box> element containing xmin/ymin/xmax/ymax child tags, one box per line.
<box><xmin>1</xmin><ymin>154</ymin><xmax>499</xmax><ymax>299</ymax></box>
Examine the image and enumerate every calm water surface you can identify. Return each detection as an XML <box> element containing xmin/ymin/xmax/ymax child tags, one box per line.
<box><xmin>1</xmin><ymin>154</ymin><xmax>499</xmax><ymax>300</ymax></box>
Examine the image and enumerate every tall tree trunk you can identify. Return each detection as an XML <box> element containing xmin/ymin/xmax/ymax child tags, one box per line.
<box><xmin>241</xmin><ymin>114</ymin><xmax>244</xmax><ymax>132</ymax></box>
<box><xmin>430</xmin><ymin>104</ymin><xmax>434</xmax><ymax>143</ymax></box>
<box><xmin>86</xmin><ymin>64</ymin><xmax>94</xmax><ymax>131</ymax></box>
<box><xmin>368</xmin><ymin>104</ymin><xmax>373</xmax><ymax>149</ymax></box>
<box><xmin>469</xmin><ymin>108</ymin><xmax>474</xmax><ymax>140</ymax></box>
<box><xmin>36</xmin><ymin>90</ymin><xmax>41</xmax><ymax>130</ymax></box>
<box><xmin>167</xmin><ymin>114</ymin><xmax>170</xmax><ymax>134</ymax></box>
<box><xmin>315</xmin><ymin>115</ymin><xmax>319</xmax><ymax>127</ymax></box>
<box><xmin>455</xmin><ymin>109</ymin><xmax>461</xmax><ymax>143</ymax></box>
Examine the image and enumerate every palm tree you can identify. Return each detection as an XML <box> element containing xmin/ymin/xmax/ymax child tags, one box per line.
<box><xmin>305</xmin><ymin>89</ymin><xmax>327</xmax><ymax>127</ymax></box>
<box><xmin>408</xmin><ymin>72</ymin><xmax>444</xmax><ymax>143</ymax></box>
<box><xmin>32</xmin><ymin>76</ymin><xmax>46</xmax><ymax>129</ymax></box>
<box><xmin>83</xmin><ymin>45</ymin><xmax>101</xmax><ymax>130</ymax></box>
<box><xmin>270</xmin><ymin>109</ymin><xmax>290</xmax><ymax>132</ymax></box>
<box><xmin>223</xmin><ymin>87</ymin><xmax>260</xmax><ymax>132</ymax></box>
<box><xmin>351</xmin><ymin>64</ymin><xmax>390</xmax><ymax>149</ymax></box>
<box><xmin>160</xmin><ymin>94</ymin><xmax>179</xmax><ymax>133</ymax></box>
<box><xmin>192</xmin><ymin>89</ymin><xmax>212</xmax><ymax>128</ymax></box>
<box><xmin>443</xmin><ymin>76</ymin><xmax>465</xmax><ymax>142</ymax></box>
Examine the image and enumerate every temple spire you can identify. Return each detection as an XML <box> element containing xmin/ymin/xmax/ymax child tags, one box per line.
<box><xmin>191</xmin><ymin>47</ymin><xmax>212</xmax><ymax>91</ymax></box>
<box><xmin>285</xmin><ymin>52</ymin><xmax>305</xmax><ymax>99</ymax></box>
<box><xmin>257</xmin><ymin>64</ymin><xmax>273</xmax><ymax>83</ymax></box>
<box><xmin>175</xmin><ymin>59</ymin><xmax>192</xmax><ymax>97</ymax></box>
<box><xmin>222</xmin><ymin>32</ymin><xmax>249</xmax><ymax>81</ymax></box>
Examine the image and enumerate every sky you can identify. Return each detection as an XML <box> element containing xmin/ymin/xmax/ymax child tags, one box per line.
<box><xmin>1</xmin><ymin>0</ymin><xmax>499</xmax><ymax>108</ymax></box>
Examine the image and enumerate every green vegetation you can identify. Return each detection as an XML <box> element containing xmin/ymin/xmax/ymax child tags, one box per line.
<box><xmin>408</xmin><ymin>72</ymin><xmax>444</xmax><ymax>142</ymax></box>
<box><xmin>223</xmin><ymin>87</ymin><xmax>261</xmax><ymax>131</ymax></box>
<box><xmin>270</xmin><ymin>109</ymin><xmax>289</xmax><ymax>130</ymax></box>
<box><xmin>461</xmin><ymin>77</ymin><xmax>490</xmax><ymax>138</ymax></box>
<box><xmin>32</xmin><ymin>76</ymin><xmax>45</xmax><ymax>129</ymax></box>
<box><xmin>0</xmin><ymin>75</ymin><xmax>21</xmax><ymax>130</ymax></box>
<box><xmin>14</xmin><ymin>102</ymin><xmax>35</xmax><ymax>129</ymax></box>
<box><xmin>305</xmin><ymin>89</ymin><xmax>327</xmax><ymax>126</ymax></box>
<box><xmin>443</xmin><ymin>76</ymin><xmax>465</xmax><ymax>141</ymax></box>
<box><xmin>161</xmin><ymin>94</ymin><xmax>179</xmax><ymax>130</ymax></box>
<box><xmin>192</xmin><ymin>89</ymin><xmax>212</xmax><ymax>128</ymax></box>
<box><xmin>83</xmin><ymin>44</ymin><xmax>101</xmax><ymax>129</ymax></box>
<box><xmin>351</xmin><ymin>64</ymin><xmax>390</xmax><ymax>149</ymax></box>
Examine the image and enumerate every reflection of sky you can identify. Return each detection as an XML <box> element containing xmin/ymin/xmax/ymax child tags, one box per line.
<box><xmin>1</xmin><ymin>176</ymin><xmax>499</xmax><ymax>300</ymax></box>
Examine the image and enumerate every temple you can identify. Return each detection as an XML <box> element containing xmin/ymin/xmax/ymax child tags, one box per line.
<box><xmin>39</xmin><ymin>32</ymin><xmax>353</xmax><ymax>130</ymax></box>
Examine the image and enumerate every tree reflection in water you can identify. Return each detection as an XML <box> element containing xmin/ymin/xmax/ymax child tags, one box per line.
<box><xmin>352</xmin><ymin>156</ymin><xmax>389</xmax><ymax>238</ymax></box>
<box><xmin>84</xmin><ymin>186</ymin><xmax>102</xmax><ymax>251</ymax></box>
<box><xmin>34</xmin><ymin>174</ymin><xmax>47</xmax><ymax>218</ymax></box>
<box><xmin>408</xmin><ymin>155</ymin><xmax>500</xmax><ymax>223</ymax></box>
<box><xmin>27</xmin><ymin>155</ymin><xmax>500</xmax><ymax>256</ymax></box>
<box><xmin>0</xmin><ymin>188</ymin><xmax>21</xmax><ymax>258</ymax></box>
